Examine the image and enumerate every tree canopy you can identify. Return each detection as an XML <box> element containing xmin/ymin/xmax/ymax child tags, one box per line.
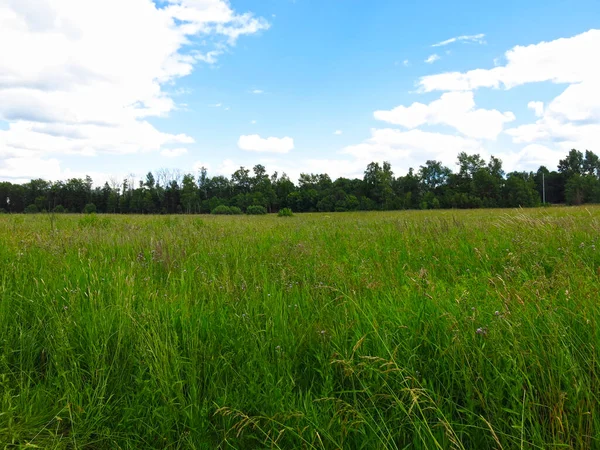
<box><xmin>1</xmin><ymin>149</ymin><xmax>598</xmax><ymax>214</ymax></box>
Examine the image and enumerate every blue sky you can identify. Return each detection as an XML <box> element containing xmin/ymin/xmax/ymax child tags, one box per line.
<box><xmin>1</xmin><ymin>0</ymin><xmax>599</xmax><ymax>184</ymax></box>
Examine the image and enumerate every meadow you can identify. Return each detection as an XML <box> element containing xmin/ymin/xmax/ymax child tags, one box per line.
<box><xmin>0</xmin><ymin>208</ymin><xmax>599</xmax><ymax>449</ymax></box>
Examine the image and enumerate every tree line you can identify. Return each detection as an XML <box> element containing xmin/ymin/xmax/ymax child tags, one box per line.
<box><xmin>1</xmin><ymin>149</ymin><xmax>599</xmax><ymax>214</ymax></box>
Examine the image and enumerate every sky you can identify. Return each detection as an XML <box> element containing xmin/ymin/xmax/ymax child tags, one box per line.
<box><xmin>0</xmin><ymin>0</ymin><xmax>599</xmax><ymax>186</ymax></box>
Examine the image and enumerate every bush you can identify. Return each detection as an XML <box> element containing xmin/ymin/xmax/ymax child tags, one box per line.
<box><xmin>53</xmin><ymin>205</ymin><xmax>66</xmax><ymax>213</ymax></box>
<box><xmin>278</xmin><ymin>207</ymin><xmax>294</xmax><ymax>217</ymax></box>
<box><xmin>230</xmin><ymin>206</ymin><xmax>243</xmax><ymax>215</ymax></box>
<box><xmin>246</xmin><ymin>205</ymin><xmax>267</xmax><ymax>215</ymax></box>
<box><xmin>24</xmin><ymin>204</ymin><xmax>39</xmax><ymax>214</ymax></box>
<box><xmin>83</xmin><ymin>203</ymin><xmax>97</xmax><ymax>214</ymax></box>
<box><xmin>0</xmin><ymin>208</ymin><xmax>6</xmax><ymax>214</ymax></box>
<box><xmin>212</xmin><ymin>205</ymin><xmax>232</xmax><ymax>215</ymax></box>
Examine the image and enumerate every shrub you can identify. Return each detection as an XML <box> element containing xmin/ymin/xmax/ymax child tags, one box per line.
<box><xmin>24</xmin><ymin>204</ymin><xmax>39</xmax><ymax>214</ymax></box>
<box><xmin>53</xmin><ymin>205</ymin><xmax>66</xmax><ymax>213</ymax></box>
<box><xmin>212</xmin><ymin>205</ymin><xmax>232</xmax><ymax>215</ymax></box>
<box><xmin>230</xmin><ymin>206</ymin><xmax>243</xmax><ymax>215</ymax></box>
<box><xmin>83</xmin><ymin>203</ymin><xmax>97</xmax><ymax>214</ymax></box>
<box><xmin>0</xmin><ymin>208</ymin><xmax>6</xmax><ymax>214</ymax></box>
<box><xmin>246</xmin><ymin>205</ymin><xmax>267</xmax><ymax>215</ymax></box>
<box><xmin>278</xmin><ymin>208</ymin><xmax>294</xmax><ymax>217</ymax></box>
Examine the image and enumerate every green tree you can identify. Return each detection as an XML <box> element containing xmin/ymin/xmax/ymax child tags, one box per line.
<box><xmin>181</xmin><ymin>174</ymin><xmax>198</xmax><ymax>213</ymax></box>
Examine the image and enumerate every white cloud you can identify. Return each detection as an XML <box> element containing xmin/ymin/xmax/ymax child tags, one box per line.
<box><xmin>341</xmin><ymin>128</ymin><xmax>483</xmax><ymax>172</ymax></box>
<box><xmin>193</xmin><ymin>161</ymin><xmax>211</xmax><ymax>172</ymax></box>
<box><xmin>160</xmin><ymin>147</ymin><xmax>189</xmax><ymax>158</ymax></box>
<box><xmin>403</xmin><ymin>59</ymin><xmax>410</xmax><ymax>67</ymax></box>
<box><xmin>412</xmin><ymin>29</ymin><xmax>600</xmax><ymax>170</ymax></box>
<box><xmin>193</xmin><ymin>50</ymin><xmax>223</xmax><ymax>65</ymax></box>
<box><xmin>419</xmin><ymin>29</ymin><xmax>600</xmax><ymax>92</ymax></box>
<box><xmin>251</xmin><ymin>120</ymin><xmax>257</xmax><ymax>124</ymax></box>
<box><xmin>0</xmin><ymin>120</ymin><xmax>193</xmax><ymax>158</ymax></box>
<box><xmin>251</xmin><ymin>89</ymin><xmax>264</xmax><ymax>94</ymax></box>
<box><xmin>425</xmin><ymin>54</ymin><xmax>440</xmax><ymax>64</ymax></box>
<box><xmin>0</xmin><ymin>155</ymin><xmax>117</xmax><ymax>185</ymax></box>
<box><xmin>527</xmin><ymin>101</ymin><xmax>544</xmax><ymax>117</ymax></box>
<box><xmin>210</xmin><ymin>103</ymin><xmax>223</xmax><ymax>107</ymax></box>
<box><xmin>374</xmin><ymin>91</ymin><xmax>515</xmax><ymax>140</ymax></box>
<box><xmin>432</xmin><ymin>33</ymin><xmax>486</xmax><ymax>47</ymax></box>
<box><xmin>0</xmin><ymin>0</ymin><xmax>269</xmax><ymax>180</ymax></box>
<box><xmin>506</xmin><ymin>144</ymin><xmax>566</xmax><ymax>170</ymax></box>
<box><xmin>216</xmin><ymin>158</ymin><xmax>238</xmax><ymax>176</ymax></box>
<box><xmin>334</xmin><ymin>130</ymin><xmax>343</xmax><ymax>135</ymax></box>
<box><xmin>238</xmin><ymin>134</ymin><xmax>294</xmax><ymax>153</ymax></box>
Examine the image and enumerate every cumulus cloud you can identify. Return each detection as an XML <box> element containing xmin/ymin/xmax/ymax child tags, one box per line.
<box><xmin>412</xmin><ymin>29</ymin><xmax>600</xmax><ymax>169</ymax></box>
<box><xmin>334</xmin><ymin>130</ymin><xmax>343</xmax><ymax>135</ymax></box>
<box><xmin>419</xmin><ymin>29</ymin><xmax>600</xmax><ymax>92</ymax></box>
<box><xmin>251</xmin><ymin>89</ymin><xmax>264</xmax><ymax>94</ymax></box>
<box><xmin>0</xmin><ymin>0</ymin><xmax>269</xmax><ymax>179</ymax></box>
<box><xmin>161</xmin><ymin>148</ymin><xmax>189</xmax><ymax>158</ymax></box>
<box><xmin>527</xmin><ymin>101</ymin><xmax>544</xmax><ymax>117</ymax></box>
<box><xmin>432</xmin><ymin>33</ymin><xmax>486</xmax><ymax>47</ymax></box>
<box><xmin>238</xmin><ymin>134</ymin><xmax>294</xmax><ymax>153</ymax></box>
<box><xmin>425</xmin><ymin>54</ymin><xmax>440</xmax><ymax>64</ymax></box>
<box><xmin>341</xmin><ymin>128</ymin><xmax>483</xmax><ymax>172</ymax></box>
<box><xmin>374</xmin><ymin>91</ymin><xmax>515</xmax><ymax>140</ymax></box>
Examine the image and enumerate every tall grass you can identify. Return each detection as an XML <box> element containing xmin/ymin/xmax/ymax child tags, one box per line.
<box><xmin>0</xmin><ymin>208</ymin><xmax>599</xmax><ymax>448</ymax></box>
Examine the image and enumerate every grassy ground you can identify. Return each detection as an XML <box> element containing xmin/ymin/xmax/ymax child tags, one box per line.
<box><xmin>0</xmin><ymin>208</ymin><xmax>599</xmax><ymax>449</ymax></box>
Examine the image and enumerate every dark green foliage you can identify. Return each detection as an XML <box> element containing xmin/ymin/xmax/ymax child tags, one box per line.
<box><xmin>24</xmin><ymin>204</ymin><xmax>38</xmax><ymax>214</ymax></box>
<box><xmin>212</xmin><ymin>205</ymin><xmax>232</xmax><ymax>215</ymax></box>
<box><xmin>52</xmin><ymin>205</ymin><xmax>66</xmax><ymax>213</ymax></box>
<box><xmin>2</xmin><ymin>149</ymin><xmax>600</xmax><ymax>214</ymax></box>
<box><xmin>277</xmin><ymin>207</ymin><xmax>293</xmax><ymax>217</ymax></box>
<box><xmin>229</xmin><ymin>206</ymin><xmax>243</xmax><ymax>215</ymax></box>
<box><xmin>83</xmin><ymin>203</ymin><xmax>97</xmax><ymax>214</ymax></box>
<box><xmin>246</xmin><ymin>205</ymin><xmax>267</xmax><ymax>215</ymax></box>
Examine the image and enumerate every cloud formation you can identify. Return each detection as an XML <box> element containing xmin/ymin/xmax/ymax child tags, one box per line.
<box><xmin>344</xmin><ymin>29</ymin><xmax>600</xmax><ymax>174</ymax></box>
<box><xmin>238</xmin><ymin>135</ymin><xmax>294</xmax><ymax>153</ymax></box>
<box><xmin>374</xmin><ymin>91</ymin><xmax>515</xmax><ymax>140</ymax></box>
<box><xmin>527</xmin><ymin>101</ymin><xmax>544</xmax><ymax>117</ymax></box>
<box><xmin>432</xmin><ymin>33</ymin><xmax>486</xmax><ymax>47</ymax></box>
<box><xmin>342</xmin><ymin>128</ymin><xmax>483</xmax><ymax>171</ymax></box>
<box><xmin>0</xmin><ymin>0</ymin><xmax>269</xmax><ymax>178</ymax></box>
<box><xmin>425</xmin><ymin>54</ymin><xmax>440</xmax><ymax>64</ymax></box>
<box><xmin>419</xmin><ymin>30</ymin><xmax>600</xmax><ymax>92</ymax></box>
<box><xmin>161</xmin><ymin>148</ymin><xmax>189</xmax><ymax>158</ymax></box>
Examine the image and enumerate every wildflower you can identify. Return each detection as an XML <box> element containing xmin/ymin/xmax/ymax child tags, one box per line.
<box><xmin>494</xmin><ymin>311</ymin><xmax>500</xmax><ymax>316</ymax></box>
<box><xmin>476</xmin><ymin>327</ymin><xmax>488</xmax><ymax>336</ymax></box>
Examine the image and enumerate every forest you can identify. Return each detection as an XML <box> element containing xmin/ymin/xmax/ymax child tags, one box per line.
<box><xmin>1</xmin><ymin>149</ymin><xmax>599</xmax><ymax>214</ymax></box>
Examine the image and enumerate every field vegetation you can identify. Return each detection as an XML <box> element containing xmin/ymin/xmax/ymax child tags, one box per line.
<box><xmin>1</xmin><ymin>207</ymin><xmax>599</xmax><ymax>448</ymax></box>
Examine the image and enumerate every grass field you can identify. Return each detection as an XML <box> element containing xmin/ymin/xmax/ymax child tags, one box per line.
<box><xmin>1</xmin><ymin>208</ymin><xmax>599</xmax><ymax>449</ymax></box>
